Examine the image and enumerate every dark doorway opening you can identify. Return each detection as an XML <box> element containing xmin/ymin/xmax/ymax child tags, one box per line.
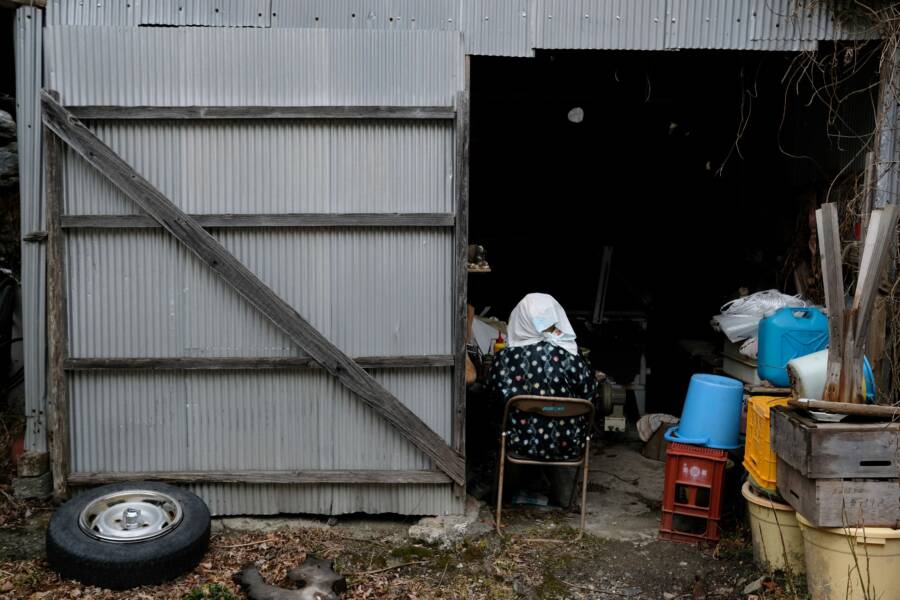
<box><xmin>467</xmin><ymin>48</ymin><xmax>877</xmax><ymax>417</ymax></box>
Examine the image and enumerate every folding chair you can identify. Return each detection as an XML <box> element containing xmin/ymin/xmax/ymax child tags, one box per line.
<box><xmin>495</xmin><ymin>395</ymin><xmax>594</xmax><ymax>541</ymax></box>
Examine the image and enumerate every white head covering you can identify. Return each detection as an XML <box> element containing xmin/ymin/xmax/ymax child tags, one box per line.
<box><xmin>507</xmin><ymin>293</ymin><xmax>579</xmax><ymax>355</ymax></box>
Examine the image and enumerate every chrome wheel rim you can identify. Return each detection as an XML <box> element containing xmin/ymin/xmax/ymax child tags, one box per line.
<box><xmin>78</xmin><ymin>490</ymin><xmax>183</xmax><ymax>543</ymax></box>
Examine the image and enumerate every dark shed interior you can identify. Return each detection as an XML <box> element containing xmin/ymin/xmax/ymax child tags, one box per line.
<box><xmin>467</xmin><ymin>48</ymin><xmax>879</xmax><ymax>416</ymax></box>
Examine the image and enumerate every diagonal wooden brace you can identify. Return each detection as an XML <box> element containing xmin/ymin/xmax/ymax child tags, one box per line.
<box><xmin>41</xmin><ymin>90</ymin><xmax>465</xmax><ymax>485</ymax></box>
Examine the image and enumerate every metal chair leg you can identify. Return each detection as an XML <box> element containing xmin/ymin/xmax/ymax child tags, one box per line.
<box><xmin>575</xmin><ymin>437</ymin><xmax>591</xmax><ymax>541</ymax></box>
<box><xmin>495</xmin><ymin>433</ymin><xmax>507</xmax><ymax>536</ymax></box>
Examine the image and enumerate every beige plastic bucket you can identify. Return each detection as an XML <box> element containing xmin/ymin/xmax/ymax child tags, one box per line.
<box><xmin>742</xmin><ymin>481</ymin><xmax>805</xmax><ymax>574</ymax></box>
<box><xmin>797</xmin><ymin>513</ymin><xmax>900</xmax><ymax>600</ymax></box>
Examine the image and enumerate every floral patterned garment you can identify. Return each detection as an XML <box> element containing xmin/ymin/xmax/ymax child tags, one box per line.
<box><xmin>487</xmin><ymin>342</ymin><xmax>599</xmax><ymax>461</ymax></box>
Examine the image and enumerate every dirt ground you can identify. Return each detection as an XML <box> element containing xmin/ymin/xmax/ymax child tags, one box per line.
<box><xmin>0</xmin><ymin>441</ymin><xmax>804</xmax><ymax>599</ymax></box>
<box><xmin>0</xmin><ymin>508</ymin><xmax>794</xmax><ymax>600</ymax></box>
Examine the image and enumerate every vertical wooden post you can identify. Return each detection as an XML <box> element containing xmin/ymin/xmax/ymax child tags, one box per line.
<box><xmin>816</xmin><ymin>204</ymin><xmax>845</xmax><ymax>403</ymax></box>
<box><xmin>452</xmin><ymin>56</ymin><xmax>471</xmax><ymax>500</ymax></box>
<box><xmin>43</xmin><ymin>91</ymin><xmax>70</xmax><ymax>501</ymax></box>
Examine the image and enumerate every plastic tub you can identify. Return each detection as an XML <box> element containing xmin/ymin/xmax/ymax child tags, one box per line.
<box><xmin>797</xmin><ymin>513</ymin><xmax>900</xmax><ymax>600</ymax></box>
<box><xmin>742</xmin><ymin>482</ymin><xmax>804</xmax><ymax>574</ymax></box>
<box><xmin>743</xmin><ymin>395</ymin><xmax>790</xmax><ymax>493</ymax></box>
<box><xmin>664</xmin><ymin>374</ymin><xmax>743</xmax><ymax>449</ymax></box>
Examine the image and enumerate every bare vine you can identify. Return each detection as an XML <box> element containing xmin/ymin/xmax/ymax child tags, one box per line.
<box><xmin>777</xmin><ymin>1</ymin><xmax>900</xmax><ymax>402</ymax></box>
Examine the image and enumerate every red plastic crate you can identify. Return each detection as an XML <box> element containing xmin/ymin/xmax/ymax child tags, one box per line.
<box><xmin>659</xmin><ymin>510</ymin><xmax>721</xmax><ymax>543</ymax></box>
<box><xmin>659</xmin><ymin>442</ymin><xmax>728</xmax><ymax>544</ymax></box>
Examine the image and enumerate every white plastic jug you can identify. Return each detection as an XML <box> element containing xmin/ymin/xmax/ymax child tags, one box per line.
<box><xmin>787</xmin><ymin>349</ymin><xmax>876</xmax><ymax>401</ymax></box>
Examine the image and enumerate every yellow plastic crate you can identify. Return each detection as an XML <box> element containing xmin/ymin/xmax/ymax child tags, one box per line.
<box><xmin>743</xmin><ymin>395</ymin><xmax>790</xmax><ymax>493</ymax></box>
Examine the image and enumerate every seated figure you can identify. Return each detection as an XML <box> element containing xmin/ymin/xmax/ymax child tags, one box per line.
<box><xmin>487</xmin><ymin>293</ymin><xmax>599</xmax><ymax>462</ymax></box>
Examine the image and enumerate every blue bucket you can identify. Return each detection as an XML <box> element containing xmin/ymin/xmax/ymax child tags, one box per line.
<box><xmin>664</xmin><ymin>374</ymin><xmax>744</xmax><ymax>449</ymax></box>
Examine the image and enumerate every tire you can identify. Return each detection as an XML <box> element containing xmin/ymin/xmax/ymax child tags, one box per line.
<box><xmin>46</xmin><ymin>482</ymin><xmax>211</xmax><ymax>590</ymax></box>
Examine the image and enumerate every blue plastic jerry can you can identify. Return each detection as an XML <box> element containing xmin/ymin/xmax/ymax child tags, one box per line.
<box><xmin>757</xmin><ymin>307</ymin><xmax>829</xmax><ymax>387</ymax></box>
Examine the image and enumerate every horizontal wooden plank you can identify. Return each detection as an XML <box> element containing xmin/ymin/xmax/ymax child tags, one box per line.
<box><xmin>772</xmin><ymin>406</ymin><xmax>900</xmax><ymax>479</ymax></box>
<box><xmin>23</xmin><ymin>231</ymin><xmax>48</xmax><ymax>243</ymax></box>
<box><xmin>789</xmin><ymin>398</ymin><xmax>900</xmax><ymax>419</ymax></box>
<box><xmin>68</xmin><ymin>470</ymin><xmax>453</xmax><ymax>486</ymax></box>
<box><xmin>62</xmin><ymin>213</ymin><xmax>454</xmax><ymax>229</ymax></box>
<box><xmin>777</xmin><ymin>458</ymin><xmax>900</xmax><ymax>528</ymax></box>
<box><xmin>745</xmin><ymin>385</ymin><xmax>792</xmax><ymax>396</ymax></box>
<box><xmin>64</xmin><ymin>356</ymin><xmax>455</xmax><ymax>371</ymax></box>
<box><xmin>67</xmin><ymin>106</ymin><xmax>456</xmax><ymax>120</ymax></box>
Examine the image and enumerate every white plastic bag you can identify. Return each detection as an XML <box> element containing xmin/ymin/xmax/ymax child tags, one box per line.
<box><xmin>712</xmin><ymin>289</ymin><xmax>808</xmax><ymax>343</ymax></box>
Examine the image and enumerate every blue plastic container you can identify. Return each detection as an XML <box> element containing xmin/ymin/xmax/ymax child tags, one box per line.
<box><xmin>864</xmin><ymin>356</ymin><xmax>876</xmax><ymax>403</ymax></box>
<box><xmin>664</xmin><ymin>374</ymin><xmax>744</xmax><ymax>449</ymax></box>
<box><xmin>757</xmin><ymin>307</ymin><xmax>829</xmax><ymax>387</ymax></box>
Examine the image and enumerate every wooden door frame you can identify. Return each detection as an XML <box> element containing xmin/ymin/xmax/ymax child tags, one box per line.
<box><xmin>41</xmin><ymin>89</ymin><xmax>470</xmax><ymax>499</ymax></box>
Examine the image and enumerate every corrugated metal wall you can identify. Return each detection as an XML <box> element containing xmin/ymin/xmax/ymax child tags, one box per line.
<box><xmin>64</xmin><ymin>228</ymin><xmax>452</xmax><ymax>359</ymax></box>
<box><xmin>17</xmin><ymin>0</ymin><xmax>895</xmax><ymax>516</ymax></box>
<box><xmin>875</xmin><ymin>46</ymin><xmax>899</xmax><ymax>208</ymax></box>
<box><xmin>45</xmin><ymin>0</ymin><xmax>272</xmax><ymax>27</ymax></box>
<box><xmin>665</xmin><ymin>0</ymin><xmax>817</xmax><ymax>51</ymax></box>
<box><xmin>749</xmin><ymin>0</ymin><xmax>877</xmax><ymax>43</ymax></box>
<box><xmin>14</xmin><ymin>7</ymin><xmax>47</xmax><ymax>453</ymax></box>
<box><xmin>45</xmin><ymin>28</ymin><xmax>461</xmax><ymax>107</ymax></box>
<box><xmin>43</xmin><ymin>0</ymin><xmax>878</xmax><ymax>55</ymax></box>
<box><xmin>61</xmin><ymin>121</ymin><xmax>453</xmax><ymax>216</ymax></box>
<box><xmin>42</xmin><ymin>24</ymin><xmax>463</xmax><ymax>515</ymax></box>
<box><xmin>534</xmin><ymin>0</ymin><xmax>667</xmax><ymax>50</ymax></box>
<box><xmin>460</xmin><ymin>0</ymin><xmax>532</xmax><ymax>57</ymax></box>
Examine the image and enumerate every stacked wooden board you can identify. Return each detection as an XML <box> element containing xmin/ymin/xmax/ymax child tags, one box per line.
<box><xmin>771</xmin><ymin>406</ymin><xmax>900</xmax><ymax>528</ymax></box>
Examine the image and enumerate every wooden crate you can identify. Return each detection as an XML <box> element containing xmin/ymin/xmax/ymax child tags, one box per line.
<box><xmin>777</xmin><ymin>458</ymin><xmax>900</xmax><ymax>528</ymax></box>
<box><xmin>771</xmin><ymin>406</ymin><xmax>900</xmax><ymax>479</ymax></box>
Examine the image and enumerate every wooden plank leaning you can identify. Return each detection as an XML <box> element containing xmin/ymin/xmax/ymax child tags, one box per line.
<box><xmin>815</xmin><ymin>203</ymin><xmax>845</xmax><ymax>402</ymax></box>
<box><xmin>853</xmin><ymin>205</ymin><xmax>899</xmax><ymax>350</ymax></box>
<box><xmin>41</xmin><ymin>91</ymin><xmax>465</xmax><ymax>486</ymax></box>
<box><xmin>43</xmin><ymin>98</ymin><xmax>70</xmax><ymax>501</ymax></box>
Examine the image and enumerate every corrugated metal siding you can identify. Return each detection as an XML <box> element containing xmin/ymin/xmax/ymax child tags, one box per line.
<box><xmin>63</xmin><ymin>120</ymin><xmax>453</xmax><ymax>216</ymax></box>
<box><xmin>665</xmin><ymin>0</ymin><xmax>817</xmax><ymax>50</ymax></box>
<box><xmin>749</xmin><ymin>0</ymin><xmax>879</xmax><ymax>42</ymax></box>
<box><xmin>139</xmin><ymin>0</ymin><xmax>272</xmax><ymax>27</ymax></box>
<box><xmin>46</xmin><ymin>0</ymin><xmax>272</xmax><ymax>27</ymax></box>
<box><xmin>269</xmin><ymin>0</ymin><xmax>457</xmax><ymax>31</ymax></box>
<box><xmin>834</xmin><ymin>83</ymin><xmax>877</xmax><ymax>174</ymax></box>
<box><xmin>875</xmin><ymin>100</ymin><xmax>899</xmax><ymax>207</ymax></box>
<box><xmin>460</xmin><ymin>0</ymin><xmax>531</xmax><ymax>57</ymax></box>
<box><xmin>42</xmin><ymin>24</ymin><xmax>461</xmax><ymax>516</ymax></box>
<box><xmin>70</xmin><ymin>368</ymin><xmax>457</xmax><ymax>516</ymax></box>
<box><xmin>44</xmin><ymin>0</ymin><xmax>883</xmax><ymax>54</ymax></box>
<box><xmin>70</xmin><ymin>368</ymin><xmax>449</xmax><ymax>471</ymax></box>
<box><xmin>45</xmin><ymin>0</ymin><xmax>140</xmax><ymax>26</ymax></box>
<box><xmin>190</xmin><ymin>483</ymin><xmax>456</xmax><ymax>516</ymax></box>
<box><xmin>65</xmin><ymin>229</ymin><xmax>452</xmax><ymax>358</ymax></box>
<box><xmin>44</xmin><ymin>27</ymin><xmax>462</xmax><ymax>107</ymax></box>
<box><xmin>14</xmin><ymin>7</ymin><xmax>47</xmax><ymax>452</ymax></box>
<box><xmin>534</xmin><ymin>0</ymin><xmax>667</xmax><ymax>50</ymax></box>
<box><xmin>875</xmin><ymin>48</ymin><xmax>899</xmax><ymax>208</ymax></box>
